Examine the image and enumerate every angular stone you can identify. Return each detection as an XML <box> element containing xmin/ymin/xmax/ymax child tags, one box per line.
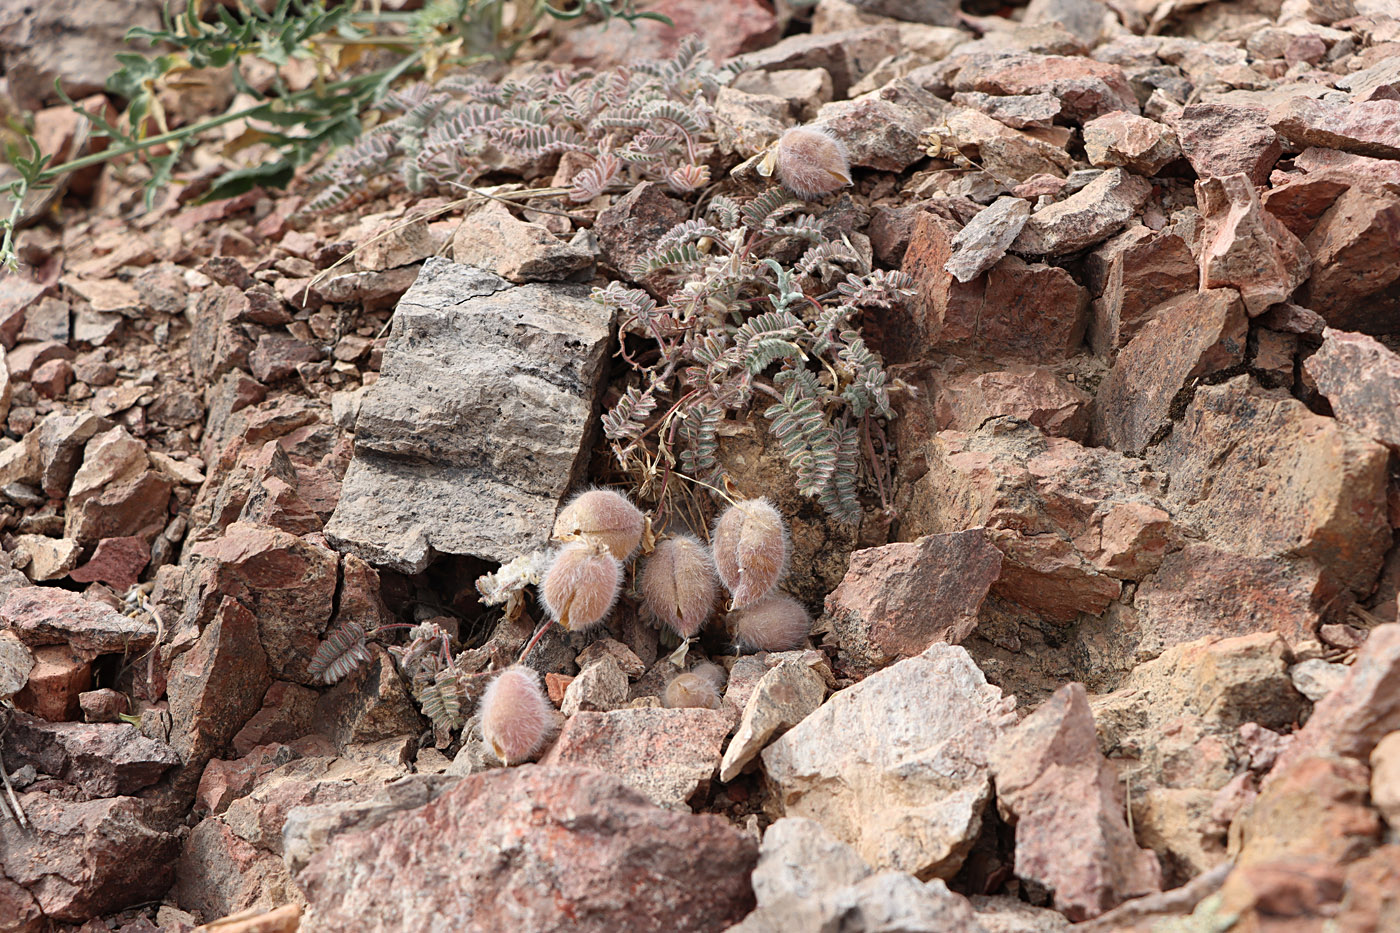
<box><xmin>930</xmin><ymin>366</ymin><xmax>1092</xmax><ymax>442</ymax></box>
<box><xmin>714</xmin><ymin>86</ymin><xmax>788</xmax><ymax>158</ymax></box>
<box><xmin>762</xmin><ymin>643</ymin><xmax>1017</xmax><ymax>879</ymax></box>
<box><xmin>248</xmin><ymin>334</ymin><xmax>320</xmax><ymax>384</ymax></box>
<box><xmin>8</xmin><ymin>341</ymin><xmax>75</xmax><ymax>380</ymax></box>
<box><xmin>1086</xmin><ymin>226</ymin><xmax>1199</xmax><ymax>356</ymax></box>
<box><xmin>189</xmin><ymin>287</ymin><xmax>255</xmax><ymax>385</ymax></box>
<box><xmin>943</xmin><ymin>196</ymin><xmax>1031</xmax><ymax>284</ymax></box>
<box><xmin>232</xmin><ymin>683</ymin><xmax>320</xmax><ymax>757</ymax></box>
<box><xmin>950</xmin><ymin>91</ymin><xmax>1061</xmax><ymax>129</ymax></box>
<box><xmin>37</xmin><ymin>410</ymin><xmax>111</xmax><ymax>499</ymax></box>
<box><xmin>176</xmin><ymin>816</ymin><xmax>297</xmax><ymax>922</ymax></box>
<box><xmin>814</xmin><ymin>78</ymin><xmax>947</xmax><ymax>172</ymax></box>
<box><xmin>942</xmin><ymin>106</ymin><xmax>1074</xmax><ymax>181</ymax></box>
<box><xmin>451</xmin><ymin>202</ymin><xmax>595</xmax><ymax>284</ymax></box>
<box><xmin>1092</xmin><ymin>288</ymin><xmax>1248</xmax><ymax>455</ymax></box>
<box><xmin>1083</xmin><ymin>112</ymin><xmax>1180</xmax><ymax>175</ymax></box>
<box><xmin>719</xmin><ymin>660</ymin><xmax>826</xmax><ymax>782</ymax></box>
<box><xmin>354</xmin><ymin>216</ymin><xmax>434</xmax><ymax>272</ymax></box>
<box><xmin>561</xmin><ymin>657</ymin><xmax>629</xmax><ymax>716</ymax></box>
<box><xmin>542</xmin><ymin>707</ymin><xmax>729</xmax><ymax>810</ymax></box>
<box><xmin>1230</xmin><ymin>756</ymin><xmax>1381</xmax><ymax>869</ymax></box>
<box><xmin>325</xmin><ymin>260</ymin><xmax>613</xmax><ymax>572</ymax></box>
<box><xmin>900</xmin><ymin>215</ymin><xmax>1090</xmax><ymax>363</ymax></box>
<box><xmin>1270</xmin><ymin>624</ymin><xmax>1400</xmax><ymax>774</ymax></box>
<box><xmin>11</xmin><ymin>644</ymin><xmax>87</xmax><ymax>721</ymax></box>
<box><xmin>1135</xmin><ymin>545</ymin><xmax>1339</xmax><ymax>659</ymax></box>
<box><xmin>547</xmin><ymin>0</ymin><xmax>779</xmax><ymax>72</ymax></box>
<box><xmin>65</xmin><ymin>469</ymin><xmax>173</xmax><ymax>544</ymax></box>
<box><xmin>4</xmin><ymin>710</ymin><xmax>179</xmax><ymax>797</ymax></box>
<box><xmin>1269</xmin><ymin>98</ymin><xmax>1400</xmax><ymax>159</ymax></box>
<box><xmin>68</xmin><ymin>536</ymin><xmax>151</xmax><ymax>591</ymax></box>
<box><xmin>1296</xmin><ymin>186</ymin><xmax>1400</xmax><ymax>334</ymax></box>
<box><xmin>78</xmin><ymin>687</ymin><xmax>127</xmax><ymax>724</ymax></box>
<box><xmin>1173</xmin><ymin>103</ymin><xmax>1283</xmax><ymax>185</ymax></box>
<box><xmin>732</xmin><ymin>26</ymin><xmax>900</xmax><ymax>98</ymax></box>
<box><xmin>313</xmin><ymin>645</ymin><xmax>424</xmax><ymax>750</ymax></box>
<box><xmin>0</xmin><ymin>793</ymin><xmax>178</xmax><ymax>923</ymax></box>
<box><xmin>1260</xmin><ymin>170</ymin><xmax>1351</xmax><ymax>240</ymax></box>
<box><xmin>1196</xmin><ymin>173</ymin><xmax>1311</xmax><ymax>315</ymax></box>
<box><xmin>731</xmin><ymin>818</ymin><xmax>985</xmax><ymax>933</ymax></box>
<box><xmin>897</xmin><ymin>421</ymin><xmax>1172</xmax><ymax>621</ymax></box>
<box><xmin>1295</xmin><ymin>146</ymin><xmax>1400</xmax><ymax>186</ymax></box>
<box><xmin>0</xmin><ymin>586</ymin><xmax>155</xmax><ymax>659</ymax></box>
<box><xmin>13</xmin><ymin>533</ymin><xmax>82</xmax><ymax>582</ymax></box>
<box><xmin>991</xmin><ymin>684</ymin><xmax>1161</xmax><ymax>920</ymax></box>
<box><xmin>823</xmin><ymin>530</ymin><xmax>1002</xmax><ymax>677</ymax></box>
<box><xmin>1012</xmin><ymin>169</ymin><xmax>1153</xmax><ymax>257</ymax></box>
<box><xmin>593</xmin><ymin>182</ymin><xmax>690</xmax><ymax>286</ymax></box>
<box><xmin>1290</xmin><ymin>658</ymin><xmax>1348</xmax><ymax>703</ymax></box>
<box><xmin>188</xmin><ymin>522</ymin><xmax>339</xmax><ymax>684</ymax></box>
<box><xmin>1304</xmin><ymin>329</ymin><xmax>1400</xmax><ymax>450</ymax></box>
<box><xmin>1371</xmin><ymin>732</ymin><xmax>1400</xmax><ymax>829</ymax></box>
<box><xmin>67</xmin><ymin>427</ymin><xmax>146</xmax><ymax>508</ymax></box>
<box><xmin>297</xmin><ymin>766</ymin><xmax>759</xmax><ymax>932</ymax></box>
<box><xmin>1149</xmin><ymin>376</ymin><xmax>1390</xmax><ymax>595</ymax></box>
<box><xmin>168</xmin><ymin>596</ymin><xmax>271</xmax><ymax>766</ymax></box>
<box><xmin>956</xmin><ymin>54</ymin><xmax>1138</xmax><ymax>121</ymax></box>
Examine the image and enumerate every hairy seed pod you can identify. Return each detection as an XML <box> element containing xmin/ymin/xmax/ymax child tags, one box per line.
<box><xmin>641</xmin><ymin>535</ymin><xmax>718</xmax><ymax>639</ymax></box>
<box><xmin>690</xmin><ymin>660</ymin><xmax>727</xmax><ymax>691</ymax></box>
<box><xmin>731</xmin><ymin>594</ymin><xmax>811</xmax><ymax>653</ymax></box>
<box><xmin>541</xmin><ymin>540</ymin><xmax>622</xmax><ymax>631</ymax></box>
<box><xmin>761</xmin><ymin>124</ymin><xmax>852</xmax><ymax>200</ymax></box>
<box><xmin>664</xmin><ymin>671</ymin><xmax>722</xmax><ymax>709</ymax></box>
<box><xmin>553</xmin><ymin>488</ymin><xmax>645</xmax><ymax>560</ymax></box>
<box><xmin>480</xmin><ymin>665</ymin><xmax>554</xmax><ymax>765</ymax></box>
<box><xmin>712</xmin><ymin>498</ymin><xmax>789</xmax><ymax>609</ymax></box>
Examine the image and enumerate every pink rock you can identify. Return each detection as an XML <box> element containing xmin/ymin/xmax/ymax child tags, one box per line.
<box><xmin>7</xmin><ymin>340</ymin><xmax>75</xmax><ymax>380</ymax></box>
<box><xmin>823</xmin><ymin>529</ymin><xmax>1002</xmax><ymax>676</ymax></box>
<box><xmin>1173</xmin><ymin>103</ymin><xmax>1282</xmax><ymax>185</ymax></box>
<box><xmin>176</xmin><ymin>817</ymin><xmax>291</xmax><ymax>922</ymax></box>
<box><xmin>30</xmin><ymin>357</ymin><xmax>73</xmax><ymax>398</ymax></box>
<box><xmin>1134</xmin><ymin>544</ymin><xmax>1340</xmax><ymax>658</ymax></box>
<box><xmin>1293</xmin><ymin>147</ymin><xmax>1400</xmax><ymax>187</ymax></box>
<box><xmin>956</xmin><ymin>54</ymin><xmax>1138</xmax><ymax>121</ymax></box>
<box><xmin>3</xmin><ymin>710</ymin><xmax>179</xmax><ymax>797</ymax></box>
<box><xmin>168</xmin><ymin>596</ymin><xmax>271</xmax><ymax>765</ymax></box>
<box><xmin>0</xmin><ymin>793</ymin><xmax>178</xmax><ymax>923</ymax></box>
<box><xmin>0</xmin><ymin>585</ymin><xmax>155</xmax><ymax>659</ymax></box>
<box><xmin>1083</xmin><ymin>111</ymin><xmax>1180</xmax><ymax>175</ymax></box>
<box><xmin>12</xmin><ymin>644</ymin><xmax>90</xmax><ymax>721</ymax></box>
<box><xmin>1260</xmin><ymin>170</ymin><xmax>1351</xmax><ymax>240</ymax></box>
<box><xmin>1012</xmin><ymin>168</ymin><xmax>1153</xmax><ymax>257</ymax></box>
<box><xmin>932</xmin><ymin>366</ymin><xmax>1092</xmax><ymax>442</ymax></box>
<box><xmin>900</xmin><ymin>214</ymin><xmax>1089</xmax><ymax>363</ymax></box>
<box><xmin>896</xmin><ymin>420</ymin><xmax>1171</xmax><ymax>621</ymax></box>
<box><xmin>1270</xmin><ymin>97</ymin><xmax>1400</xmax><ymax>159</ymax></box>
<box><xmin>1085</xmin><ymin>225</ymin><xmax>1198</xmax><ymax>356</ymax></box>
<box><xmin>548</xmin><ymin>0</ymin><xmax>779</xmax><ymax>68</ymax></box>
<box><xmin>1304</xmin><ymin>329</ymin><xmax>1400</xmax><ymax>450</ymax></box>
<box><xmin>195</xmin><ymin>744</ymin><xmax>296</xmax><ymax>816</ymax></box>
<box><xmin>69</xmin><ymin>536</ymin><xmax>150</xmax><ymax>590</ymax></box>
<box><xmin>1092</xmin><ymin>288</ymin><xmax>1248</xmax><ymax>454</ymax></box>
<box><xmin>991</xmin><ymin>683</ymin><xmax>1162</xmax><ymax>920</ymax></box>
<box><xmin>78</xmin><ymin>687</ymin><xmax>127</xmax><ymax>723</ymax></box>
<box><xmin>1149</xmin><ymin>376</ymin><xmax>1390</xmax><ymax>595</ymax></box>
<box><xmin>248</xmin><ymin>334</ymin><xmax>320</xmax><ymax>384</ymax></box>
<box><xmin>592</xmin><ymin>182</ymin><xmax>689</xmax><ymax>292</ymax></box>
<box><xmin>1296</xmin><ymin>186</ymin><xmax>1400</xmax><ymax>334</ymax></box>
<box><xmin>1196</xmin><ymin>173</ymin><xmax>1311</xmax><ymax>316</ymax></box>
<box><xmin>298</xmin><ymin>766</ymin><xmax>759</xmax><ymax>933</ymax></box>
<box><xmin>730</xmin><ymin>26</ymin><xmax>900</xmax><ymax>98</ymax></box>
<box><xmin>64</xmin><ymin>469</ymin><xmax>173</xmax><ymax>545</ymax></box>
<box><xmin>542</xmin><ymin>708</ymin><xmax>730</xmax><ymax>810</ymax></box>
<box><xmin>231</xmin><ymin>682</ymin><xmax>320</xmax><ymax>757</ymax></box>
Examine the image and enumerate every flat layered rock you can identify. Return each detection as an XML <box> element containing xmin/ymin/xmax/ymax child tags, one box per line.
<box><xmin>325</xmin><ymin>259</ymin><xmax>613</xmax><ymax>572</ymax></box>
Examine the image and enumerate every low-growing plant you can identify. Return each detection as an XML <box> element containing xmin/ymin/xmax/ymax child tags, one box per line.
<box><xmin>595</xmin><ymin>189</ymin><xmax>915</xmax><ymax>523</ymax></box>
<box><xmin>305</xmin><ymin>35</ymin><xmax>729</xmax><ymax>211</ymax></box>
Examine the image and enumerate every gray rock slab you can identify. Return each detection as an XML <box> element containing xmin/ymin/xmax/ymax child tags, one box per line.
<box><xmin>325</xmin><ymin>258</ymin><xmax>613</xmax><ymax>572</ymax></box>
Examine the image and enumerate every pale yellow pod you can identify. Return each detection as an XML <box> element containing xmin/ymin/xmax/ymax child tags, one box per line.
<box><xmin>541</xmin><ymin>540</ymin><xmax>622</xmax><ymax>631</ymax></box>
<box><xmin>640</xmin><ymin>534</ymin><xmax>718</xmax><ymax>639</ymax></box>
<box><xmin>480</xmin><ymin>665</ymin><xmax>554</xmax><ymax>765</ymax></box>
<box><xmin>553</xmin><ymin>488</ymin><xmax>645</xmax><ymax>560</ymax></box>
<box><xmin>731</xmin><ymin>594</ymin><xmax>811</xmax><ymax>653</ymax></box>
<box><xmin>712</xmin><ymin>498</ymin><xmax>789</xmax><ymax>610</ymax></box>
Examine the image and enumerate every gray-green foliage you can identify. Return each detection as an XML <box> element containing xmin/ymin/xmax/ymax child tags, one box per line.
<box><xmin>595</xmin><ymin>190</ymin><xmax>914</xmax><ymax>523</ymax></box>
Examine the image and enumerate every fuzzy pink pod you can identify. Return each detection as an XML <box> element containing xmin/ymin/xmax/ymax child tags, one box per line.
<box><xmin>480</xmin><ymin>665</ymin><xmax>555</xmax><ymax>765</ymax></box>
<box><xmin>541</xmin><ymin>540</ymin><xmax>622</xmax><ymax>631</ymax></box>
<box><xmin>731</xmin><ymin>594</ymin><xmax>811</xmax><ymax>653</ymax></box>
<box><xmin>553</xmin><ymin>487</ymin><xmax>645</xmax><ymax>560</ymax></box>
<box><xmin>771</xmin><ymin>124</ymin><xmax>852</xmax><ymax>200</ymax></box>
<box><xmin>712</xmin><ymin>498</ymin><xmax>790</xmax><ymax>609</ymax></box>
<box><xmin>664</xmin><ymin>671</ymin><xmax>722</xmax><ymax>710</ymax></box>
<box><xmin>640</xmin><ymin>534</ymin><xmax>719</xmax><ymax>639</ymax></box>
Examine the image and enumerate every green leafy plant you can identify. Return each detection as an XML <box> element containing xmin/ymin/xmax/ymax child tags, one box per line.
<box><xmin>595</xmin><ymin>189</ymin><xmax>914</xmax><ymax>523</ymax></box>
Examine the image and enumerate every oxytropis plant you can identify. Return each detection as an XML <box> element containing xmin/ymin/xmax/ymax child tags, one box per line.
<box><xmin>595</xmin><ymin>188</ymin><xmax>915</xmax><ymax>524</ymax></box>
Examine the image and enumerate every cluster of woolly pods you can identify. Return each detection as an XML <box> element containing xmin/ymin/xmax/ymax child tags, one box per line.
<box><xmin>479</xmin><ymin>665</ymin><xmax>555</xmax><ymax>766</ymax></box>
<box><xmin>663</xmin><ymin>661</ymin><xmax>727</xmax><ymax>710</ymax></box>
<box><xmin>712</xmin><ymin>498</ymin><xmax>790</xmax><ymax>610</ymax></box>
<box><xmin>730</xmin><ymin>594</ymin><xmax>811</xmax><ymax>653</ymax></box>
<box><xmin>553</xmin><ymin>487</ymin><xmax>645</xmax><ymax>560</ymax></box>
<box><xmin>758</xmin><ymin>124</ymin><xmax>852</xmax><ymax>200</ymax></box>
<box><xmin>640</xmin><ymin>534</ymin><xmax>719</xmax><ymax>641</ymax></box>
<box><xmin>540</xmin><ymin>538</ymin><xmax>622</xmax><ymax>632</ymax></box>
